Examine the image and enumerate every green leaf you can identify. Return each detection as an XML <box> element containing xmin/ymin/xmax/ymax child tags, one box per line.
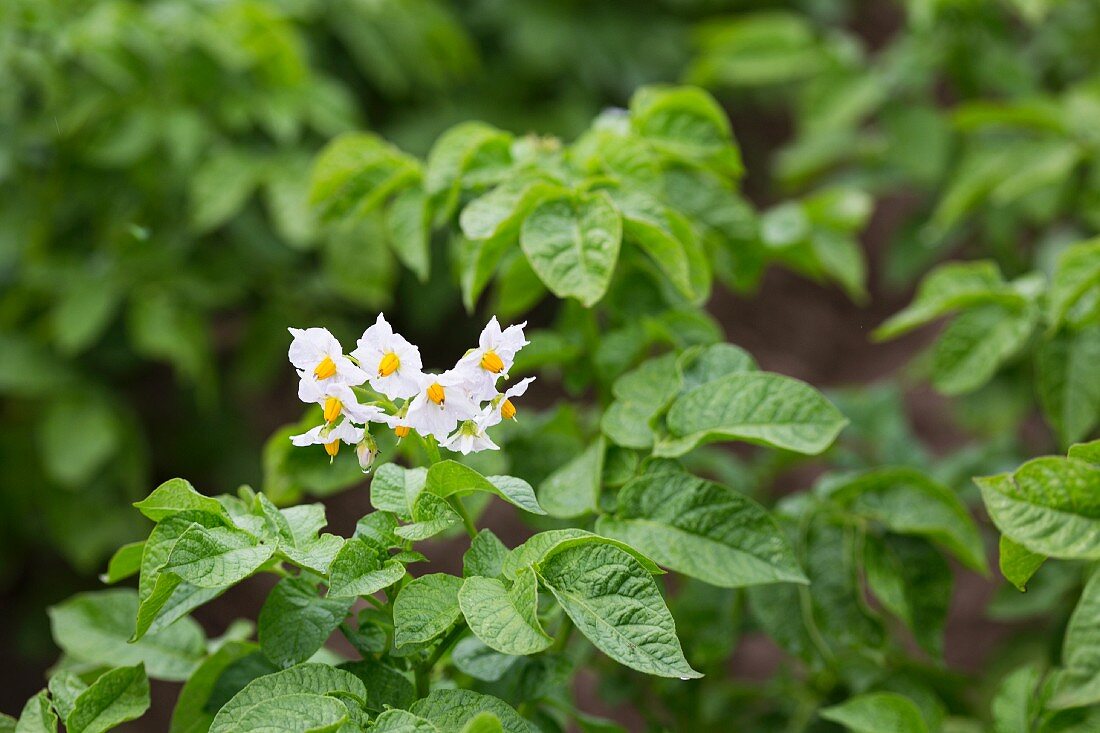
<box><xmin>748</xmin><ymin>517</ymin><xmax>878</xmax><ymax>663</ymax></box>
<box><xmin>309</xmin><ymin>132</ymin><xmax>419</xmax><ymax>221</ymax></box>
<box><xmin>828</xmin><ymin>468</ymin><xmax>987</xmax><ymax>572</ymax></box>
<box><xmin>393</xmin><ymin>573</ymin><xmax>464</xmax><ymax>646</ymax></box>
<box><xmin>931</xmin><ymin>304</ymin><xmax>1038</xmax><ymax>395</ymax></box>
<box><xmin>600</xmin><ymin>352</ymin><xmax>683</xmax><ymax>449</ymax></box>
<box><xmin>208</xmin><ymin>664</ymin><xmax>365</xmax><ymax>733</ymax></box>
<box><xmin>322</xmin><ymin>215</ymin><xmax>398</xmax><ymax>309</ymax></box>
<box><xmin>601</xmin><ymin>400</ymin><xmax>659</xmax><ymax>450</ymax></box>
<box><xmin>135</xmin><ymin>512</ymin><xmax>226</xmax><ymax>639</ymax></box>
<box><xmin>1036</xmin><ymin>326</ymin><xmax>1100</xmax><ymax>446</ymax></box>
<box><xmin>461</xmin><ymin>713</ymin><xmax>504</xmax><ymax>733</ymax></box>
<box><xmin>410</xmin><ymin>689</ymin><xmax>534</xmax><ymax>733</ymax></box>
<box><xmin>1049</xmin><ymin>569</ymin><xmax>1100</xmax><ymax>708</ymax></box>
<box><xmin>14</xmin><ymin>691</ymin><xmax>57</xmax><ymax>733</ymax></box>
<box><xmin>133</xmin><ymin>478</ymin><xmax>227</xmax><ymax>522</ymax></box>
<box><xmin>354</xmin><ymin>511</ymin><xmax>400</xmax><ymax>548</ymax></box>
<box><xmin>229</xmin><ymin>694</ymin><xmax>349</xmax><ymax>733</ymax></box>
<box><xmin>395</xmin><ymin>493</ymin><xmax>462</xmax><ymax>541</ymax></box>
<box><xmin>169</xmin><ymin>641</ymin><xmax>257</xmax><ymax>733</ymax></box>
<box><xmin>537</xmin><ymin>438</ymin><xmax>604</xmax><ymax>518</ymax></box>
<box><xmin>999</xmin><ymin>536</ymin><xmax>1046</xmax><ymax>592</ymax></box>
<box><xmin>273</xmin><ymin>503</ymin><xmax>345</xmax><ymax>576</ymax></box>
<box><xmin>537</xmin><ymin>543</ymin><xmax>701</xmax><ymax>679</ymax></box>
<box><xmin>422</xmin><ymin>461</ymin><xmax>544</xmax><ymax>515</ymax></box>
<box><xmin>629</xmin><ymin>85</ymin><xmax>742</xmax><ymax>176</ymax></box>
<box><xmin>425</xmin><ymin>122</ymin><xmax>514</xmax><ymax>219</ymax></box>
<box><xmin>459</xmin><ymin>178</ymin><xmax>561</xmax><ymax>242</ymax></box>
<box><xmin>371</xmin><ymin>463</ymin><xmax>426</xmax><ymax>518</ymax></box>
<box><xmin>259</xmin><ymin>577</ymin><xmax>353</xmax><ymax>668</ymax></box>
<box><xmin>164</xmin><ymin>525</ymin><xmax>276</xmax><ymax>588</ymax></box>
<box><xmin>520</xmin><ymin>190</ymin><xmax>622</xmax><ymax>307</ymax></box>
<box><xmin>1070</xmin><ymin>440</ymin><xmax>1100</xmax><ymax>464</ymax></box>
<box><xmin>263</xmin><ymin>156</ymin><xmax>317</xmax><ymax>248</ymax></box>
<box><xmin>386</xmin><ymin>184</ymin><xmax>431</xmax><ymax>282</ymax></box>
<box><xmin>493</xmin><ymin>251</ymin><xmax>548</xmax><ymax>318</ymax></box>
<box><xmin>595</xmin><ymin>471</ymin><xmax>806</xmax><ymax>588</ymax></box>
<box><xmin>811</xmin><ymin>229</ymin><xmax>867</xmax><ymax>302</ymax></box>
<box><xmin>337</xmin><ymin>660</ymin><xmax>415</xmax><ymax>714</ymax></box>
<box><xmin>327</xmin><ymin>539</ymin><xmax>407</xmax><ymax>598</ymax></box>
<box><xmin>0</xmin><ymin>334</ymin><xmax>71</xmax><ymax>398</ymax></box>
<box><xmin>190</xmin><ymin>150</ymin><xmax>261</xmax><ymax>233</ymax></box>
<box><xmin>820</xmin><ymin>692</ymin><xmax>929</xmax><ymax>733</ymax></box>
<box><xmin>608</xmin><ymin>189</ymin><xmax>694</xmax><ymax>298</ymax></box>
<box><xmin>658</xmin><ymin>372</ymin><xmax>847</xmax><ymax>457</ymax></box>
<box><xmin>976</xmin><ymin>456</ymin><xmax>1100</xmax><ymax>559</ymax></box>
<box><xmin>874</xmin><ymin>261</ymin><xmax>1019</xmax><ymax>340</ymax></box>
<box><xmin>373</xmin><ymin>710</ymin><xmax>441</xmax><ymax>733</ymax></box>
<box><xmin>503</xmin><ymin>529</ymin><xmax>662</xmax><ymax>580</ymax></box>
<box><xmin>451</xmin><ymin>638</ymin><xmax>519</xmax><ymax>682</ymax></box>
<box><xmin>613</xmin><ymin>351</ymin><xmax>683</xmax><ymax>405</ymax></box>
<box><xmin>37</xmin><ymin>394</ymin><xmax>119</xmax><ymax>486</ymax></box>
<box><xmin>65</xmin><ymin>664</ymin><xmax>150</xmax><ymax>733</ymax></box>
<box><xmin>457</xmin><ymin>231</ymin><xmax>517</xmax><ymax>313</ymax></box>
<box><xmin>1048</xmin><ymin>239</ymin><xmax>1100</xmax><ymax>329</ymax></box>
<box><xmin>677</xmin><ymin>343</ymin><xmax>757</xmax><ymax>390</ymax></box>
<box><xmin>992</xmin><ymin>663</ymin><xmax>1044</xmax><ymax>733</ymax></box>
<box><xmin>51</xmin><ymin>276</ymin><xmax>122</xmax><ymax>355</ymax></box>
<box><xmin>100</xmin><ymin>541</ymin><xmax>145</xmax><ymax>585</ymax></box>
<box><xmin>864</xmin><ymin>535</ymin><xmax>952</xmax><ymax>657</ymax></box>
<box><xmin>48</xmin><ymin>589</ymin><xmax>205</xmax><ymax>682</ymax></box>
<box><xmin>135</xmin><ymin>573</ymin><xmax>217</xmax><ymax>645</ymax></box>
<box><xmin>459</xmin><ymin>570</ymin><xmax>553</xmax><ymax>655</ymax></box>
<box><xmin>47</xmin><ymin>672</ymin><xmax>86</xmax><ymax>722</ymax></box>
<box><xmin>688</xmin><ymin>13</ymin><xmax>826</xmax><ymax>87</ymax></box>
<box><xmin>464</xmin><ymin>530</ymin><xmax>509</xmax><ymax>579</ymax></box>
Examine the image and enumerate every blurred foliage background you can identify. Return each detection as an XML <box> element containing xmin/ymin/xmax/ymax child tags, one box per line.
<box><xmin>2</xmin><ymin>0</ymin><xmax>1098</xmax><ymax>722</ymax></box>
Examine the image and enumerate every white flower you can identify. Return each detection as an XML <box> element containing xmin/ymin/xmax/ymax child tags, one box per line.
<box><xmin>290</xmin><ymin>419</ymin><xmax>364</xmax><ymax>460</ymax></box>
<box><xmin>289</xmin><ymin>328</ymin><xmax>367</xmax><ymax>404</ymax></box>
<box><xmin>298</xmin><ymin>381</ymin><xmax>388</xmax><ymax>425</ymax></box>
<box><xmin>405</xmin><ymin>369</ymin><xmax>480</xmax><ymax>440</ymax></box>
<box><xmin>441</xmin><ymin>410</ymin><xmax>500</xmax><ymax>454</ymax></box>
<box><xmin>350</xmin><ymin>314</ymin><xmax>424</xmax><ymax>400</ymax></box>
<box><xmin>455</xmin><ymin>317</ymin><xmax>528</xmax><ymax>399</ymax></box>
<box><xmin>485</xmin><ymin>377</ymin><xmax>535</xmax><ymax>425</ymax></box>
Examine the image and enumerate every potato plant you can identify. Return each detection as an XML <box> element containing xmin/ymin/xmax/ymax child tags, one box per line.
<box><xmin>3</xmin><ymin>73</ymin><xmax>1098</xmax><ymax>732</ymax></box>
<box><xmin>692</xmin><ymin>0</ymin><xmax>1100</xmax><ymax>284</ymax></box>
<box><xmin>0</xmin><ymin>0</ymin><xmax>711</xmax><ymax>576</ymax></box>
<box><xmin>4</xmin><ymin>0</ymin><xmax>1098</xmax><ymax>593</ymax></box>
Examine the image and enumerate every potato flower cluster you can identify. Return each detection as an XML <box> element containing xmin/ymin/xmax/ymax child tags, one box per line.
<box><xmin>287</xmin><ymin>315</ymin><xmax>532</xmax><ymax>468</ymax></box>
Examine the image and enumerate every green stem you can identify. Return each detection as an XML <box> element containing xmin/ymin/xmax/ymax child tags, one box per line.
<box><xmin>423</xmin><ymin>435</ymin><xmax>442</xmax><ymax>465</ymax></box>
<box><xmin>427</xmin><ymin>623</ymin><xmax>467</xmax><ymax>670</ymax></box>
<box><xmin>416</xmin><ymin>623</ymin><xmax>468</xmax><ymax>697</ymax></box>
<box><xmin>414</xmin><ymin>666</ymin><xmax>430</xmax><ymax>698</ymax></box>
<box><xmin>552</xmin><ymin>614</ymin><xmax>574</xmax><ymax>653</ymax></box>
<box><xmin>448</xmin><ymin>495</ymin><xmax>478</xmax><ymax>539</ymax></box>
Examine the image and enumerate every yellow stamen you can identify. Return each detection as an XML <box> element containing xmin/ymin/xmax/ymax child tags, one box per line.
<box><xmin>395</xmin><ymin>425</ymin><xmax>410</xmax><ymax>438</ymax></box>
<box><xmin>323</xmin><ymin>397</ymin><xmax>342</xmax><ymax>423</ymax></box>
<box><xmin>427</xmin><ymin>382</ymin><xmax>445</xmax><ymax>405</ymax></box>
<box><xmin>378</xmin><ymin>352</ymin><xmax>400</xmax><ymax>377</ymax></box>
<box><xmin>481</xmin><ymin>350</ymin><xmax>504</xmax><ymax>373</ymax></box>
<box><xmin>314</xmin><ymin>356</ymin><xmax>337</xmax><ymax>380</ymax></box>
<box><xmin>324</xmin><ymin>440</ymin><xmax>340</xmax><ymax>458</ymax></box>
<box><xmin>501</xmin><ymin>399</ymin><xmax>516</xmax><ymax>420</ymax></box>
